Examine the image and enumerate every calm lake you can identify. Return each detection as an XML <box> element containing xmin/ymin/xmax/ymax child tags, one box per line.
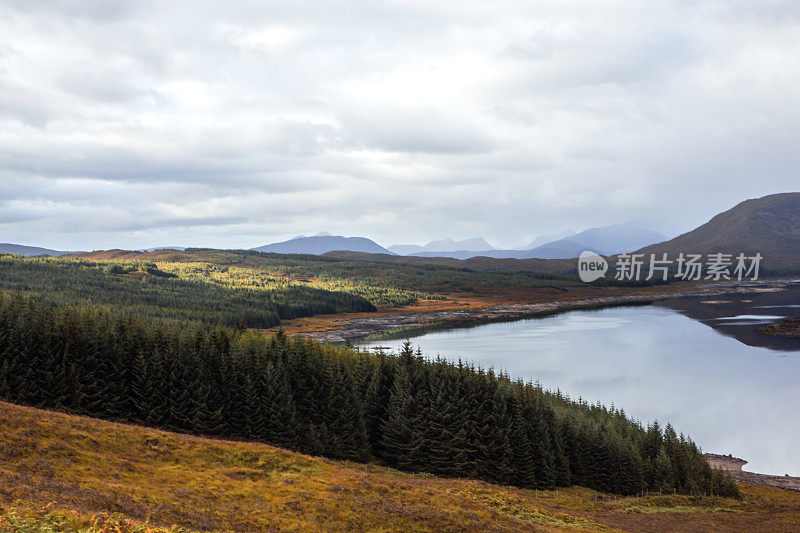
<box><xmin>356</xmin><ymin>285</ymin><xmax>800</xmax><ymax>476</ymax></box>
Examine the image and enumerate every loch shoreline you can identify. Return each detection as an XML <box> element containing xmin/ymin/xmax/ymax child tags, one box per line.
<box><xmin>758</xmin><ymin>316</ymin><xmax>800</xmax><ymax>339</ymax></box>
<box><xmin>302</xmin><ymin>279</ymin><xmax>797</xmax><ymax>343</ymax></box>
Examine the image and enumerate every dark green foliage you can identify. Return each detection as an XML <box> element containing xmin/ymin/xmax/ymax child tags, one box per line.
<box><xmin>0</xmin><ymin>255</ymin><xmax>375</xmax><ymax>328</ymax></box>
<box><xmin>0</xmin><ymin>290</ymin><xmax>739</xmax><ymax>498</ymax></box>
<box><xmin>379</xmin><ymin>362</ymin><xmax>415</xmax><ymax>467</ymax></box>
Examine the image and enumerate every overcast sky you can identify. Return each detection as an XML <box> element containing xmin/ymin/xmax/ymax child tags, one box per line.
<box><xmin>1</xmin><ymin>0</ymin><xmax>799</xmax><ymax>250</ymax></box>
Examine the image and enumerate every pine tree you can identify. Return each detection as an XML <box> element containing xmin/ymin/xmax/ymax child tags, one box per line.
<box><xmin>362</xmin><ymin>357</ymin><xmax>391</xmax><ymax>454</ymax></box>
<box><xmin>325</xmin><ymin>360</ymin><xmax>369</xmax><ymax>461</ymax></box>
<box><xmin>510</xmin><ymin>402</ymin><xmax>537</xmax><ymax>487</ymax></box>
<box><xmin>653</xmin><ymin>448</ymin><xmax>675</xmax><ymax>493</ymax></box>
<box><xmin>481</xmin><ymin>385</ymin><xmax>515</xmax><ymax>484</ymax></box>
<box><xmin>262</xmin><ymin>362</ymin><xmax>298</xmax><ymax>448</ymax></box>
<box><xmin>379</xmin><ymin>362</ymin><xmax>415</xmax><ymax>467</ymax></box>
<box><xmin>449</xmin><ymin>368</ymin><xmax>481</xmax><ymax>478</ymax></box>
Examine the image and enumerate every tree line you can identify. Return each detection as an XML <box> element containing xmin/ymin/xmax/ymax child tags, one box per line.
<box><xmin>0</xmin><ymin>290</ymin><xmax>739</xmax><ymax>497</ymax></box>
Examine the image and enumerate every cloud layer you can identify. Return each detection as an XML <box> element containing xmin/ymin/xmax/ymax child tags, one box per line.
<box><xmin>1</xmin><ymin>0</ymin><xmax>799</xmax><ymax>249</ymax></box>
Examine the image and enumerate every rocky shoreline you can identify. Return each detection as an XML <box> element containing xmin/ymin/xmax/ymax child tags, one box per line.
<box><xmin>758</xmin><ymin>316</ymin><xmax>800</xmax><ymax>338</ymax></box>
<box><xmin>305</xmin><ymin>279</ymin><xmax>795</xmax><ymax>343</ymax></box>
<box><xmin>705</xmin><ymin>454</ymin><xmax>800</xmax><ymax>492</ymax></box>
<box><xmin>729</xmin><ymin>470</ymin><xmax>800</xmax><ymax>492</ymax></box>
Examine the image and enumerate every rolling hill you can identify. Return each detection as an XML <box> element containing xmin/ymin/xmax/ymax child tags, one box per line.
<box><xmin>2</xmin><ymin>401</ymin><xmax>798</xmax><ymax>533</ymax></box>
<box><xmin>139</xmin><ymin>246</ymin><xmax>188</xmax><ymax>252</ymax></box>
<box><xmin>636</xmin><ymin>192</ymin><xmax>800</xmax><ymax>272</ymax></box>
<box><xmin>0</xmin><ymin>243</ymin><xmax>76</xmax><ymax>256</ymax></box>
<box><xmin>323</xmin><ymin>249</ymin><xmax>576</xmax><ymax>273</ymax></box>
<box><xmin>252</xmin><ymin>235</ymin><xmax>394</xmax><ymax>255</ymax></box>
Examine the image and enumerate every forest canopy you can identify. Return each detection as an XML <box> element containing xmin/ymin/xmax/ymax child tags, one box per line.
<box><xmin>0</xmin><ymin>289</ymin><xmax>739</xmax><ymax>497</ymax></box>
<box><xmin>0</xmin><ymin>254</ymin><xmax>376</xmax><ymax>328</ymax></box>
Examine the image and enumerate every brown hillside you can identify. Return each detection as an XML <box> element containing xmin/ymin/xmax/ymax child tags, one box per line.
<box><xmin>637</xmin><ymin>193</ymin><xmax>800</xmax><ymax>271</ymax></box>
<box><xmin>2</xmin><ymin>401</ymin><xmax>800</xmax><ymax>532</ymax></box>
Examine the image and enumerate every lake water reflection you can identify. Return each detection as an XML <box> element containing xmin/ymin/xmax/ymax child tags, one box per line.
<box><xmin>356</xmin><ymin>287</ymin><xmax>800</xmax><ymax>476</ymax></box>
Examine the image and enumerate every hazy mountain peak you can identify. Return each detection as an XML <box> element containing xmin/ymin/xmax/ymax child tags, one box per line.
<box><xmin>523</xmin><ymin>230</ymin><xmax>576</xmax><ymax>250</ymax></box>
<box><xmin>522</xmin><ymin>220</ymin><xmax>669</xmax><ymax>259</ymax></box>
<box><xmin>0</xmin><ymin>243</ymin><xmax>76</xmax><ymax>257</ymax></box>
<box><xmin>424</xmin><ymin>237</ymin><xmax>493</xmax><ymax>252</ymax></box>
<box><xmin>252</xmin><ymin>235</ymin><xmax>393</xmax><ymax>255</ymax></box>
<box><xmin>389</xmin><ymin>237</ymin><xmax>493</xmax><ymax>255</ymax></box>
<box><xmin>289</xmin><ymin>231</ymin><xmax>333</xmax><ymax>241</ymax></box>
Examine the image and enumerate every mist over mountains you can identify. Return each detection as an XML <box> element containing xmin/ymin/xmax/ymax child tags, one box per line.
<box><xmin>4</xmin><ymin>194</ymin><xmax>799</xmax><ymax>269</ymax></box>
<box><xmin>386</xmin><ymin>220</ymin><xmax>670</xmax><ymax>260</ymax></box>
<box><xmin>389</xmin><ymin>237</ymin><xmax>494</xmax><ymax>255</ymax></box>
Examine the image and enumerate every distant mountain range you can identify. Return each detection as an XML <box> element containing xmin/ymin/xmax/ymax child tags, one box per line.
<box><xmin>389</xmin><ymin>237</ymin><xmax>494</xmax><ymax>255</ymax></box>
<box><xmin>251</xmin><ymin>235</ymin><xmax>394</xmax><ymax>255</ymax></box>
<box><xmin>527</xmin><ymin>221</ymin><xmax>668</xmax><ymax>259</ymax></box>
<box><xmin>390</xmin><ymin>221</ymin><xmax>668</xmax><ymax>260</ymax></box>
<box><xmin>328</xmin><ymin>192</ymin><xmax>800</xmax><ymax>273</ymax></box>
<box><xmin>522</xmin><ymin>230</ymin><xmax>577</xmax><ymax>250</ymax></box>
<box><xmin>242</xmin><ymin>221</ymin><xmax>670</xmax><ymax>260</ymax></box>
<box><xmin>8</xmin><ymin>193</ymin><xmax>798</xmax><ymax>269</ymax></box>
<box><xmin>636</xmin><ymin>192</ymin><xmax>800</xmax><ymax>271</ymax></box>
<box><xmin>0</xmin><ymin>243</ymin><xmax>77</xmax><ymax>257</ymax></box>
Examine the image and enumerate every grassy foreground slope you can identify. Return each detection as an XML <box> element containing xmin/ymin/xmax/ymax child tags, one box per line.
<box><xmin>2</xmin><ymin>402</ymin><xmax>800</xmax><ymax>533</ymax></box>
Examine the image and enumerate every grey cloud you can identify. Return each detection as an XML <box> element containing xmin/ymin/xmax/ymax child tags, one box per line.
<box><xmin>343</xmin><ymin>107</ymin><xmax>496</xmax><ymax>155</ymax></box>
<box><xmin>0</xmin><ymin>141</ymin><xmax>330</xmax><ymax>192</ymax></box>
<box><xmin>196</xmin><ymin>119</ymin><xmax>343</xmax><ymax>159</ymax></box>
<box><xmin>0</xmin><ymin>79</ymin><xmax>52</xmax><ymax>127</ymax></box>
<box><xmin>0</xmin><ymin>0</ymin><xmax>799</xmax><ymax>250</ymax></box>
<box><xmin>3</xmin><ymin>0</ymin><xmax>141</xmax><ymax>22</ymax></box>
<box><xmin>56</xmin><ymin>64</ymin><xmax>153</xmax><ymax>103</ymax></box>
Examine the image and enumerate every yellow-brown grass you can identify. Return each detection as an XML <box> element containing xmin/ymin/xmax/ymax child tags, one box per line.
<box><xmin>1</xmin><ymin>401</ymin><xmax>799</xmax><ymax>532</ymax></box>
<box><xmin>270</xmin><ymin>283</ymin><xmax>699</xmax><ymax>335</ymax></box>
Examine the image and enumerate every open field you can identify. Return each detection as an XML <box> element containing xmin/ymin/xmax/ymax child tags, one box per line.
<box><xmin>2</xmin><ymin>401</ymin><xmax>799</xmax><ymax>532</ymax></box>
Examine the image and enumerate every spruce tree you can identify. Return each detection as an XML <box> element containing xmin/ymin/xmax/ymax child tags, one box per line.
<box><xmin>379</xmin><ymin>362</ymin><xmax>415</xmax><ymax>467</ymax></box>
